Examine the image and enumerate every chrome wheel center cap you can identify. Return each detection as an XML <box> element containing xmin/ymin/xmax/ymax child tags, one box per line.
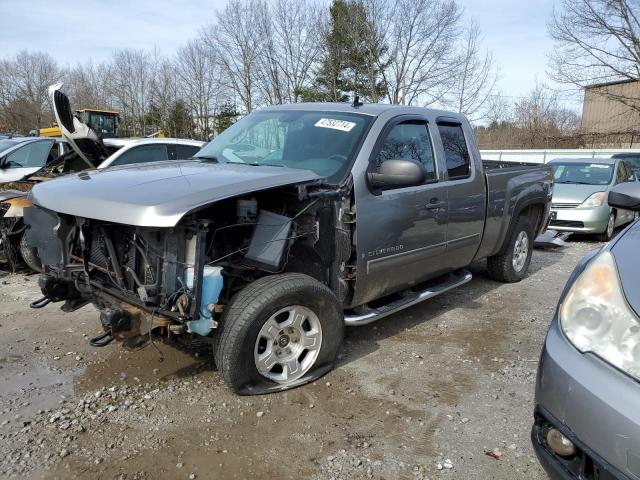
<box><xmin>278</xmin><ymin>335</ymin><xmax>290</xmax><ymax>348</ymax></box>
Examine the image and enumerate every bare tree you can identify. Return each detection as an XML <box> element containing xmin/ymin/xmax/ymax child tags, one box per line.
<box><xmin>0</xmin><ymin>51</ymin><xmax>61</xmax><ymax>132</ymax></box>
<box><xmin>176</xmin><ymin>39</ymin><xmax>225</xmax><ymax>138</ymax></box>
<box><xmin>66</xmin><ymin>60</ymin><xmax>114</xmax><ymax>110</ymax></box>
<box><xmin>255</xmin><ymin>0</ymin><xmax>323</xmax><ymax>104</ymax></box>
<box><xmin>513</xmin><ymin>84</ymin><xmax>580</xmax><ymax>148</ymax></box>
<box><xmin>549</xmin><ymin>0</ymin><xmax>640</xmax><ymax>110</ymax></box>
<box><xmin>449</xmin><ymin>21</ymin><xmax>500</xmax><ymax>122</ymax></box>
<box><xmin>375</xmin><ymin>0</ymin><xmax>462</xmax><ymax>105</ymax></box>
<box><xmin>202</xmin><ymin>0</ymin><xmax>265</xmax><ymax>113</ymax></box>
<box><xmin>109</xmin><ymin>49</ymin><xmax>155</xmax><ymax>136</ymax></box>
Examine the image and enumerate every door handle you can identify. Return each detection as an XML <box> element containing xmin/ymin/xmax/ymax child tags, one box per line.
<box><xmin>424</xmin><ymin>197</ymin><xmax>445</xmax><ymax>210</ymax></box>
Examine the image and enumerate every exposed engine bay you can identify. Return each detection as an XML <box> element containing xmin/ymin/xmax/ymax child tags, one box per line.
<box><xmin>25</xmin><ymin>184</ymin><xmax>354</xmax><ymax>349</ymax></box>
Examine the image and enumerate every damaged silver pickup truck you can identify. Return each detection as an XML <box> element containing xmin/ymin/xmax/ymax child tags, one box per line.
<box><xmin>23</xmin><ymin>102</ymin><xmax>553</xmax><ymax>394</ymax></box>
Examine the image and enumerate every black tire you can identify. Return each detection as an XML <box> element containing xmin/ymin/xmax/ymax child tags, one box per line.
<box><xmin>595</xmin><ymin>212</ymin><xmax>615</xmax><ymax>242</ymax></box>
<box><xmin>19</xmin><ymin>233</ymin><xmax>42</xmax><ymax>273</ymax></box>
<box><xmin>487</xmin><ymin>216</ymin><xmax>534</xmax><ymax>283</ymax></box>
<box><xmin>214</xmin><ymin>273</ymin><xmax>344</xmax><ymax>395</ymax></box>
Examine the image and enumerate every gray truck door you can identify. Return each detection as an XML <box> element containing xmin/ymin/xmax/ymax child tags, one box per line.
<box><xmin>435</xmin><ymin>120</ymin><xmax>486</xmax><ymax>269</ymax></box>
<box><xmin>353</xmin><ymin>116</ymin><xmax>449</xmax><ymax>306</ymax></box>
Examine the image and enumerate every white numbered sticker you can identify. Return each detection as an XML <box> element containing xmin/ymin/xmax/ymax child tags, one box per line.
<box><xmin>314</xmin><ymin>118</ymin><xmax>356</xmax><ymax>132</ymax></box>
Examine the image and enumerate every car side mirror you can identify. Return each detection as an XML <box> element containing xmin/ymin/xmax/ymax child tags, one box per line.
<box><xmin>0</xmin><ymin>157</ymin><xmax>6</xmax><ymax>169</ymax></box>
<box><xmin>609</xmin><ymin>182</ymin><xmax>640</xmax><ymax>211</ymax></box>
<box><xmin>368</xmin><ymin>159</ymin><xmax>425</xmax><ymax>191</ymax></box>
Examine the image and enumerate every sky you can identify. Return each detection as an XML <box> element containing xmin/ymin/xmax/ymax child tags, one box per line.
<box><xmin>0</xmin><ymin>0</ymin><xmax>577</xmax><ymax>109</ymax></box>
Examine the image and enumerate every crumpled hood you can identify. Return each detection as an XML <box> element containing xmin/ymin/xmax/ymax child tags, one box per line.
<box><xmin>30</xmin><ymin>160</ymin><xmax>321</xmax><ymax>227</ymax></box>
<box><xmin>611</xmin><ymin>221</ymin><xmax>640</xmax><ymax>318</ymax></box>
<box><xmin>552</xmin><ymin>183</ymin><xmax>608</xmax><ymax>205</ymax></box>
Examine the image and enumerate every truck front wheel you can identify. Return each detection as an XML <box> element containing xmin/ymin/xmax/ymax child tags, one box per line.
<box><xmin>487</xmin><ymin>216</ymin><xmax>533</xmax><ymax>283</ymax></box>
<box><xmin>214</xmin><ymin>273</ymin><xmax>344</xmax><ymax>395</ymax></box>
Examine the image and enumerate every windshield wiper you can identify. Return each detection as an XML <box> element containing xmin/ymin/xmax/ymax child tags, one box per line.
<box><xmin>191</xmin><ymin>155</ymin><xmax>219</xmax><ymax>163</ymax></box>
<box><xmin>228</xmin><ymin>161</ymin><xmax>285</xmax><ymax>168</ymax></box>
<box><xmin>556</xmin><ymin>181</ymin><xmax>595</xmax><ymax>185</ymax></box>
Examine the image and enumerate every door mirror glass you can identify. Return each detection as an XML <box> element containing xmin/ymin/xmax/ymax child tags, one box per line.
<box><xmin>368</xmin><ymin>159</ymin><xmax>425</xmax><ymax>190</ymax></box>
<box><xmin>609</xmin><ymin>182</ymin><xmax>640</xmax><ymax>211</ymax></box>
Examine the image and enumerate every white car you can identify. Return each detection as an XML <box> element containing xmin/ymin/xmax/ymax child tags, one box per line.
<box><xmin>98</xmin><ymin>138</ymin><xmax>205</xmax><ymax>169</ymax></box>
<box><xmin>0</xmin><ymin>137</ymin><xmax>70</xmax><ymax>184</ymax></box>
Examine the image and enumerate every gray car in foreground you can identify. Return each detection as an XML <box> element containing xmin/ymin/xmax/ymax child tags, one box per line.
<box><xmin>533</xmin><ymin>182</ymin><xmax>640</xmax><ymax>480</ymax></box>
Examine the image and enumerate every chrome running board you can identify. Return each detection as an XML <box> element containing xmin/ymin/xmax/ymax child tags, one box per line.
<box><xmin>344</xmin><ymin>270</ymin><xmax>472</xmax><ymax>326</ymax></box>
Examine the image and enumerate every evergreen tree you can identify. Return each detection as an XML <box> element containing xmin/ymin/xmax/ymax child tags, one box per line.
<box><xmin>310</xmin><ymin>0</ymin><xmax>387</xmax><ymax>103</ymax></box>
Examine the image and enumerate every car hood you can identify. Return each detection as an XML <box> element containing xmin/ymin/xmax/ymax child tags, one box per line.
<box><xmin>49</xmin><ymin>82</ymin><xmax>108</xmax><ymax>168</ymax></box>
<box><xmin>552</xmin><ymin>183</ymin><xmax>609</xmax><ymax>205</ymax></box>
<box><xmin>30</xmin><ymin>161</ymin><xmax>322</xmax><ymax>227</ymax></box>
<box><xmin>611</xmin><ymin>221</ymin><xmax>640</xmax><ymax>318</ymax></box>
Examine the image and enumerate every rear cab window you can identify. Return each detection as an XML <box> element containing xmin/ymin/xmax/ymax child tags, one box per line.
<box><xmin>437</xmin><ymin>123</ymin><xmax>471</xmax><ymax>180</ymax></box>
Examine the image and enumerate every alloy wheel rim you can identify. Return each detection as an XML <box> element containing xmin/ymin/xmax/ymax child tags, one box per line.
<box><xmin>254</xmin><ymin>305</ymin><xmax>322</xmax><ymax>384</ymax></box>
<box><xmin>512</xmin><ymin>231</ymin><xmax>529</xmax><ymax>272</ymax></box>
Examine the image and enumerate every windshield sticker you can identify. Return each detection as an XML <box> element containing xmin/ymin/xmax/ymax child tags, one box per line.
<box><xmin>314</xmin><ymin>118</ymin><xmax>356</xmax><ymax>132</ymax></box>
<box><xmin>589</xmin><ymin>164</ymin><xmax>610</xmax><ymax>168</ymax></box>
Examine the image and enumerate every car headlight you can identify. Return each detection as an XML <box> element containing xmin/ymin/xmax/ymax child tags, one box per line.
<box><xmin>560</xmin><ymin>251</ymin><xmax>640</xmax><ymax>380</ymax></box>
<box><xmin>578</xmin><ymin>191</ymin><xmax>606</xmax><ymax>208</ymax></box>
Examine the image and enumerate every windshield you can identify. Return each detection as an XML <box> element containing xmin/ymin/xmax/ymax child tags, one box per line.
<box><xmin>0</xmin><ymin>139</ymin><xmax>25</xmax><ymax>154</ymax></box>
<box><xmin>194</xmin><ymin>110</ymin><xmax>373</xmax><ymax>182</ymax></box>
<box><xmin>552</xmin><ymin>162</ymin><xmax>614</xmax><ymax>186</ymax></box>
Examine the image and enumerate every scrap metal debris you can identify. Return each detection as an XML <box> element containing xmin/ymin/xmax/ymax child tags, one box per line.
<box><xmin>534</xmin><ymin>229</ymin><xmax>571</xmax><ymax>248</ymax></box>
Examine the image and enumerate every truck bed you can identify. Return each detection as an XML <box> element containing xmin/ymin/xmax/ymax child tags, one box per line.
<box><xmin>474</xmin><ymin>161</ymin><xmax>554</xmax><ymax>261</ymax></box>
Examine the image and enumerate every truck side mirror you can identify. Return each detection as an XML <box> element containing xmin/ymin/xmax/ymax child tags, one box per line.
<box><xmin>367</xmin><ymin>159</ymin><xmax>425</xmax><ymax>191</ymax></box>
<box><xmin>609</xmin><ymin>182</ymin><xmax>640</xmax><ymax>211</ymax></box>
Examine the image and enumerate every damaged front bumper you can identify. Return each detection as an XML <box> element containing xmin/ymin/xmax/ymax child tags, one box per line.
<box><xmin>24</xmin><ymin>204</ymin><xmax>217</xmax><ymax>347</ymax></box>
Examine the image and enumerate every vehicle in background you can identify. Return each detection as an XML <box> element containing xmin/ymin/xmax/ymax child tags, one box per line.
<box><xmin>0</xmin><ymin>137</ymin><xmax>70</xmax><ymax>184</ymax></box>
<box><xmin>97</xmin><ymin>138</ymin><xmax>204</xmax><ymax>169</ymax></box>
<box><xmin>548</xmin><ymin>157</ymin><xmax>637</xmax><ymax>241</ymax></box>
<box><xmin>0</xmin><ymin>85</ymin><xmax>204</xmax><ymax>272</ymax></box>
<box><xmin>532</xmin><ymin>181</ymin><xmax>640</xmax><ymax>480</ymax></box>
<box><xmin>0</xmin><ymin>136</ymin><xmax>204</xmax><ymax>272</ymax></box>
<box><xmin>36</xmin><ymin>108</ymin><xmax>120</xmax><ymax>139</ymax></box>
<box><xmin>24</xmin><ymin>102</ymin><xmax>552</xmax><ymax>394</ymax></box>
<box><xmin>612</xmin><ymin>152</ymin><xmax>640</xmax><ymax>178</ymax></box>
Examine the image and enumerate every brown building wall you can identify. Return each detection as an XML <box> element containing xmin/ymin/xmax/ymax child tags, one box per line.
<box><xmin>582</xmin><ymin>80</ymin><xmax>640</xmax><ymax>134</ymax></box>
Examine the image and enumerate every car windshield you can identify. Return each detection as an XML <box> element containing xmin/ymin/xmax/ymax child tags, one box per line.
<box><xmin>193</xmin><ymin>110</ymin><xmax>373</xmax><ymax>182</ymax></box>
<box><xmin>552</xmin><ymin>162</ymin><xmax>614</xmax><ymax>185</ymax></box>
<box><xmin>0</xmin><ymin>139</ymin><xmax>26</xmax><ymax>154</ymax></box>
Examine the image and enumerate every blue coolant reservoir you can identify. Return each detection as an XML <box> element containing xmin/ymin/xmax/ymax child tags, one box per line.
<box><xmin>184</xmin><ymin>266</ymin><xmax>224</xmax><ymax>336</ymax></box>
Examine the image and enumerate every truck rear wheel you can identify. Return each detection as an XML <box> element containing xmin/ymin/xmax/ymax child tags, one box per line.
<box><xmin>487</xmin><ymin>216</ymin><xmax>533</xmax><ymax>283</ymax></box>
<box><xmin>214</xmin><ymin>273</ymin><xmax>344</xmax><ymax>395</ymax></box>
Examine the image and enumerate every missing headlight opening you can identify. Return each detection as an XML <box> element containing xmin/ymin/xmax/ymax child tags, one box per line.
<box><xmin>24</xmin><ymin>184</ymin><xmax>353</xmax><ymax>354</ymax></box>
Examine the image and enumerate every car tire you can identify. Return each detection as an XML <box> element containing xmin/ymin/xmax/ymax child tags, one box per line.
<box><xmin>214</xmin><ymin>273</ymin><xmax>344</xmax><ymax>395</ymax></box>
<box><xmin>19</xmin><ymin>233</ymin><xmax>43</xmax><ymax>273</ymax></box>
<box><xmin>596</xmin><ymin>212</ymin><xmax>616</xmax><ymax>242</ymax></box>
<box><xmin>487</xmin><ymin>216</ymin><xmax>534</xmax><ymax>283</ymax></box>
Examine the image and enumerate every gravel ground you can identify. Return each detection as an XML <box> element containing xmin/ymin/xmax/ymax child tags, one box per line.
<box><xmin>0</xmin><ymin>238</ymin><xmax>599</xmax><ymax>480</ymax></box>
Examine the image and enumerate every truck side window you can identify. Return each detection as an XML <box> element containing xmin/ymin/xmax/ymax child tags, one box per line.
<box><xmin>438</xmin><ymin>123</ymin><xmax>470</xmax><ymax>180</ymax></box>
<box><xmin>374</xmin><ymin>121</ymin><xmax>436</xmax><ymax>182</ymax></box>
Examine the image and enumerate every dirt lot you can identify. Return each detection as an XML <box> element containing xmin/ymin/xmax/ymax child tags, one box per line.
<box><xmin>0</xmin><ymin>239</ymin><xmax>598</xmax><ymax>480</ymax></box>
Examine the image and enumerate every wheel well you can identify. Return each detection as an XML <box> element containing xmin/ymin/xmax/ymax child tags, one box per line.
<box><xmin>519</xmin><ymin>203</ymin><xmax>545</xmax><ymax>236</ymax></box>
